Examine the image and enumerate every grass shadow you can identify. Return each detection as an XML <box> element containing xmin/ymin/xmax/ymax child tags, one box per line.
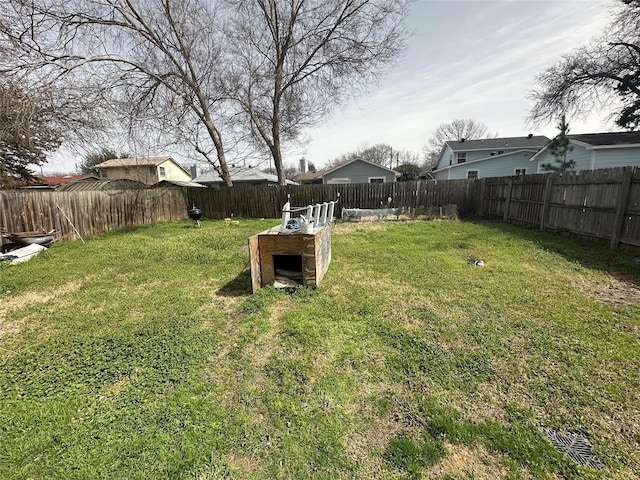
<box><xmin>468</xmin><ymin>218</ymin><xmax>640</xmax><ymax>285</ymax></box>
<box><xmin>217</xmin><ymin>270</ymin><xmax>253</xmax><ymax>297</ymax></box>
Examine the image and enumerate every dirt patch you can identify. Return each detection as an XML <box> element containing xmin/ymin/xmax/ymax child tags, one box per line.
<box><xmin>332</xmin><ymin>222</ymin><xmax>389</xmax><ymax>235</ymax></box>
<box><xmin>425</xmin><ymin>443</ymin><xmax>515</xmax><ymax>479</ymax></box>
<box><xmin>227</xmin><ymin>451</ymin><xmax>259</xmax><ymax>476</ymax></box>
<box><xmin>588</xmin><ymin>275</ymin><xmax>640</xmax><ymax>307</ymax></box>
<box><xmin>345</xmin><ymin>415</ymin><xmax>406</xmax><ymax>478</ymax></box>
<box><xmin>0</xmin><ymin>281</ymin><xmax>83</xmax><ymax>339</ymax></box>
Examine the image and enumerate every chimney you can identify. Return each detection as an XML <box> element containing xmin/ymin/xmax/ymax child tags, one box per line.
<box><xmin>190</xmin><ymin>165</ymin><xmax>197</xmax><ymax>180</ymax></box>
<box><xmin>299</xmin><ymin>157</ymin><xmax>308</xmax><ymax>173</ymax></box>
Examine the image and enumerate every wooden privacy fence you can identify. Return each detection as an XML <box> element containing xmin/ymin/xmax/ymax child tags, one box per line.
<box><xmin>481</xmin><ymin>166</ymin><xmax>640</xmax><ymax>248</ymax></box>
<box><xmin>0</xmin><ymin>189</ymin><xmax>188</xmax><ymax>243</ymax></box>
<box><xmin>183</xmin><ymin>179</ymin><xmax>480</xmax><ymax>219</ymax></box>
<box><xmin>1</xmin><ymin>166</ymin><xmax>639</xmax><ymax>249</ymax></box>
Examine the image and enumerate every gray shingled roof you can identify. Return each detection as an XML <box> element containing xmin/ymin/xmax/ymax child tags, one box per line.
<box><xmin>194</xmin><ymin>167</ymin><xmax>297</xmax><ymax>185</ymax></box>
<box><xmin>568</xmin><ymin>132</ymin><xmax>640</xmax><ymax>146</ymax></box>
<box><xmin>446</xmin><ymin>135</ymin><xmax>550</xmax><ymax>151</ymax></box>
<box><xmin>56</xmin><ymin>178</ymin><xmax>146</xmax><ymax>191</ymax></box>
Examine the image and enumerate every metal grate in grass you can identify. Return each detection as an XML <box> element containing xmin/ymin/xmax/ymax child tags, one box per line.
<box><xmin>541</xmin><ymin>427</ymin><xmax>601</xmax><ymax>469</ymax></box>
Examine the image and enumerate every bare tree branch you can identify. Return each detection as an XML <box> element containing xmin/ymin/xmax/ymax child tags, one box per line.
<box><xmin>0</xmin><ymin>0</ymin><xmax>235</xmax><ymax>185</ymax></box>
<box><xmin>224</xmin><ymin>0</ymin><xmax>410</xmax><ymax>185</ymax></box>
<box><xmin>529</xmin><ymin>0</ymin><xmax>640</xmax><ymax>130</ymax></box>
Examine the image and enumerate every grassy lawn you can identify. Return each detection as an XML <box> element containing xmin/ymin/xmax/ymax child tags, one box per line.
<box><xmin>0</xmin><ymin>218</ymin><xmax>638</xmax><ymax>479</ymax></box>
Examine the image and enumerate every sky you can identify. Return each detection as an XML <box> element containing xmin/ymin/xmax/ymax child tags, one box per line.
<box><xmin>44</xmin><ymin>0</ymin><xmax>617</xmax><ymax>174</ymax></box>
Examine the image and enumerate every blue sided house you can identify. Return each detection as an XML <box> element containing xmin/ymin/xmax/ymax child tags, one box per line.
<box><xmin>432</xmin><ymin>135</ymin><xmax>550</xmax><ymax>180</ymax></box>
<box><xmin>531</xmin><ymin>132</ymin><xmax>640</xmax><ymax>172</ymax></box>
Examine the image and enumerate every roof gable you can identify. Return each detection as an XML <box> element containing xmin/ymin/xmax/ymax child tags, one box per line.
<box><xmin>323</xmin><ymin>158</ymin><xmax>399</xmax><ymax>177</ymax></box>
<box><xmin>96</xmin><ymin>156</ymin><xmax>190</xmax><ymax>176</ymax></box>
<box><xmin>433</xmin><ymin>149</ymin><xmax>537</xmax><ymax>172</ymax></box>
<box><xmin>531</xmin><ymin>131</ymin><xmax>640</xmax><ymax>161</ymax></box>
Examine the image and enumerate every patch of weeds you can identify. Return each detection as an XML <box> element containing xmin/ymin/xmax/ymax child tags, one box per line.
<box><xmin>279</xmin><ymin>313</ymin><xmax>324</xmax><ymax>347</ymax></box>
<box><xmin>240</xmin><ymin>286</ymin><xmax>283</xmax><ymax>314</ymax></box>
<box><xmin>376</xmin><ymin>324</ymin><xmax>493</xmax><ymax>391</ymax></box>
<box><xmin>0</xmin><ymin>330</ymin><xmax>197</xmax><ymax>399</ymax></box>
<box><xmin>263</xmin><ymin>354</ymin><xmax>312</xmax><ymax>394</ymax></box>
<box><xmin>384</xmin><ymin>431</ymin><xmax>446</xmax><ymax>479</ymax></box>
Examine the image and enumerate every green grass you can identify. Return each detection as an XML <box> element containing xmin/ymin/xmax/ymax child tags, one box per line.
<box><xmin>0</xmin><ymin>218</ymin><xmax>638</xmax><ymax>479</ymax></box>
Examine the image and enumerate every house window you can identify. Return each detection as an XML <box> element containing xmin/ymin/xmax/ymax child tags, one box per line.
<box><xmin>159</xmin><ymin>166</ymin><xmax>166</xmax><ymax>177</ymax></box>
<box><xmin>100</xmin><ymin>170</ymin><xmax>107</xmax><ymax>178</ymax></box>
<box><xmin>467</xmin><ymin>170</ymin><xmax>478</xmax><ymax>179</ymax></box>
<box><xmin>369</xmin><ymin>177</ymin><xmax>385</xmax><ymax>183</ymax></box>
<box><xmin>449</xmin><ymin>154</ymin><xmax>453</xmax><ymax>165</ymax></box>
<box><xmin>514</xmin><ymin>168</ymin><xmax>526</xmax><ymax>176</ymax></box>
<box><xmin>327</xmin><ymin>178</ymin><xmax>351</xmax><ymax>184</ymax></box>
<box><xmin>456</xmin><ymin>153</ymin><xmax>466</xmax><ymax>163</ymax></box>
<box><xmin>124</xmin><ymin>167</ymin><xmax>130</xmax><ymax>175</ymax></box>
<box><xmin>149</xmin><ymin>166</ymin><xmax>155</xmax><ymax>175</ymax></box>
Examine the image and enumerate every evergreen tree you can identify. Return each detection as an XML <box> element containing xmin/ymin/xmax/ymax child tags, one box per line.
<box><xmin>79</xmin><ymin>148</ymin><xmax>120</xmax><ymax>174</ymax></box>
<box><xmin>541</xmin><ymin>115</ymin><xmax>576</xmax><ymax>172</ymax></box>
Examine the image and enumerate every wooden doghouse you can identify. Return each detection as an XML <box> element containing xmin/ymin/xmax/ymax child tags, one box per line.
<box><xmin>248</xmin><ymin>225</ymin><xmax>331</xmax><ymax>293</ymax></box>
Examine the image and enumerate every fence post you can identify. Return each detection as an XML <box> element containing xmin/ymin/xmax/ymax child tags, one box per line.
<box><xmin>540</xmin><ymin>174</ymin><xmax>554</xmax><ymax>231</ymax></box>
<box><xmin>502</xmin><ymin>178</ymin><xmax>513</xmax><ymax>223</ymax></box>
<box><xmin>477</xmin><ymin>178</ymin><xmax>486</xmax><ymax>217</ymax></box>
<box><xmin>610</xmin><ymin>168</ymin><xmax>634</xmax><ymax>249</ymax></box>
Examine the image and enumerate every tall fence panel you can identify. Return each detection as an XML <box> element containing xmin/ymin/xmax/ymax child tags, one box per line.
<box><xmin>0</xmin><ymin>189</ymin><xmax>188</xmax><ymax>244</ymax></box>
<box><xmin>481</xmin><ymin>166</ymin><xmax>640</xmax><ymax>248</ymax></box>
<box><xmin>184</xmin><ymin>179</ymin><xmax>481</xmax><ymax>220</ymax></box>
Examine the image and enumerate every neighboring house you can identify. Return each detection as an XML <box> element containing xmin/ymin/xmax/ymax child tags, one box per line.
<box><xmin>25</xmin><ymin>174</ymin><xmax>96</xmax><ymax>190</ymax></box>
<box><xmin>94</xmin><ymin>156</ymin><xmax>191</xmax><ymax>185</ymax></box>
<box><xmin>193</xmin><ymin>166</ymin><xmax>297</xmax><ymax>187</ymax></box>
<box><xmin>296</xmin><ymin>158</ymin><xmax>399</xmax><ymax>185</ymax></box>
<box><xmin>432</xmin><ymin>135</ymin><xmax>550</xmax><ymax>180</ymax></box>
<box><xmin>56</xmin><ymin>177</ymin><xmax>146</xmax><ymax>191</ymax></box>
<box><xmin>531</xmin><ymin>132</ymin><xmax>640</xmax><ymax>172</ymax></box>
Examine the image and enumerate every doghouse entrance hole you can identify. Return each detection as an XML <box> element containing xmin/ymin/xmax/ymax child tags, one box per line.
<box><xmin>273</xmin><ymin>254</ymin><xmax>303</xmax><ymax>282</ymax></box>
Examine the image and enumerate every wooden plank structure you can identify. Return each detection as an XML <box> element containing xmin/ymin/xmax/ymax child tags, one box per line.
<box><xmin>248</xmin><ymin>225</ymin><xmax>331</xmax><ymax>293</ymax></box>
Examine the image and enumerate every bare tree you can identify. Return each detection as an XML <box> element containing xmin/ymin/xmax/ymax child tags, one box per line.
<box><xmin>0</xmin><ymin>0</ymin><xmax>236</xmax><ymax>186</ymax></box>
<box><xmin>328</xmin><ymin>143</ymin><xmax>394</xmax><ymax>168</ymax></box>
<box><xmin>223</xmin><ymin>0</ymin><xmax>410</xmax><ymax>185</ymax></box>
<box><xmin>422</xmin><ymin>119</ymin><xmax>497</xmax><ymax>168</ymax></box>
<box><xmin>529</xmin><ymin>0</ymin><xmax>640</xmax><ymax>130</ymax></box>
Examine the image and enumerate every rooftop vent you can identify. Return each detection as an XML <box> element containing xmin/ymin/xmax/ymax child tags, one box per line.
<box><xmin>460</xmin><ymin>138</ymin><xmax>466</xmax><ymax>143</ymax></box>
<box><xmin>527</xmin><ymin>133</ymin><xmax>533</xmax><ymax>139</ymax></box>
